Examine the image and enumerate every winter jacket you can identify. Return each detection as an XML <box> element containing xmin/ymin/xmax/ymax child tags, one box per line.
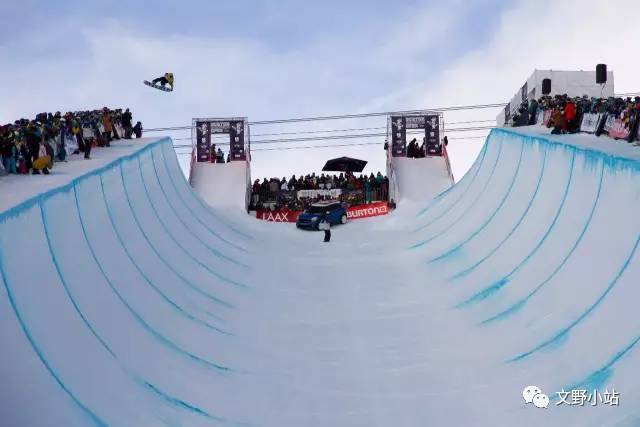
<box><xmin>102</xmin><ymin>114</ymin><xmax>113</xmax><ymax>132</ymax></box>
<box><xmin>122</xmin><ymin>111</ymin><xmax>132</xmax><ymax>127</ymax></box>
<box><xmin>551</xmin><ymin>110</ymin><xmax>565</xmax><ymax>129</ymax></box>
<box><xmin>564</xmin><ymin>102</ymin><xmax>576</xmax><ymax>121</ymax></box>
<box><xmin>133</xmin><ymin>123</ymin><xmax>143</xmax><ymax>138</ymax></box>
<box><xmin>26</xmin><ymin>130</ymin><xmax>41</xmax><ymax>157</ymax></box>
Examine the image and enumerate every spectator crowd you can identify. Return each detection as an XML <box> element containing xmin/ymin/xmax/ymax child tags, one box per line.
<box><xmin>407</xmin><ymin>138</ymin><xmax>428</xmax><ymax>158</ymax></box>
<box><xmin>385</xmin><ymin>136</ymin><xmax>449</xmax><ymax>158</ymax></box>
<box><xmin>510</xmin><ymin>94</ymin><xmax>640</xmax><ymax>142</ymax></box>
<box><xmin>250</xmin><ymin>171</ymin><xmax>389</xmax><ymax>212</ymax></box>
<box><xmin>1</xmin><ymin>108</ymin><xmax>142</xmax><ymax>176</ymax></box>
<box><xmin>208</xmin><ymin>144</ymin><xmax>231</xmax><ymax>163</ymax></box>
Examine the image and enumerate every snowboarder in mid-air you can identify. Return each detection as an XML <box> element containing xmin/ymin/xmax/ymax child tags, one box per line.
<box><xmin>145</xmin><ymin>72</ymin><xmax>174</xmax><ymax>91</ymax></box>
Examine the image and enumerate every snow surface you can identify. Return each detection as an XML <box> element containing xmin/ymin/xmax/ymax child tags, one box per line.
<box><xmin>0</xmin><ymin>129</ymin><xmax>639</xmax><ymax>426</ymax></box>
<box><xmin>507</xmin><ymin>125</ymin><xmax>640</xmax><ymax>162</ymax></box>
<box><xmin>0</xmin><ymin>138</ymin><xmax>160</xmax><ymax>214</ymax></box>
<box><xmin>190</xmin><ymin>160</ymin><xmax>250</xmax><ymax>211</ymax></box>
<box><xmin>391</xmin><ymin>156</ymin><xmax>453</xmax><ymax>202</ymax></box>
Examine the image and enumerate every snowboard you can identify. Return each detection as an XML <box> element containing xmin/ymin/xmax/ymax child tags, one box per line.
<box><xmin>144</xmin><ymin>80</ymin><xmax>173</xmax><ymax>92</ymax></box>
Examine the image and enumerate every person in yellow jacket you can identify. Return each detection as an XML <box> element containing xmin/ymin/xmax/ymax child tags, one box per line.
<box><xmin>151</xmin><ymin>72</ymin><xmax>174</xmax><ymax>90</ymax></box>
<box><xmin>101</xmin><ymin>109</ymin><xmax>113</xmax><ymax>146</ymax></box>
<box><xmin>32</xmin><ymin>141</ymin><xmax>52</xmax><ymax>174</ymax></box>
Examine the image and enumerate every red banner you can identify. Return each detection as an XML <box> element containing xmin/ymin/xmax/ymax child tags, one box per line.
<box><xmin>256</xmin><ymin>210</ymin><xmax>300</xmax><ymax>222</ymax></box>
<box><xmin>347</xmin><ymin>201</ymin><xmax>389</xmax><ymax>219</ymax></box>
<box><xmin>256</xmin><ymin>202</ymin><xmax>390</xmax><ymax>223</ymax></box>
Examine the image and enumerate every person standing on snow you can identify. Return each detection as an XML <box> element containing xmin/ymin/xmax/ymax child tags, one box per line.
<box><xmin>319</xmin><ymin>216</ymin><xmax>331</xmax><ymax>242</ymax></box>
<box><xmin>564</xmin><ymin>98</ymin><xmax>576</xmax><ymax>132</ymax></box>
<box><xmin>210</xmin><ymin>144</ymin><xmax>217</xmax><ymax>163</ymax></box>
<box><xmin>25</xmin><ymin>122</ymin><xmax>41</xmax><ymax>174</ymax></box>
<box><xmin>122</xmin><ymin>108</ymin><xmax>133</xmax><ymax>139</ymax></box>
<box><xmin>133</xmin><ymin>121</ymin><xmax>143</xmax><ymax>138</ymax></box>
<box><xmin>528</xmin><ymin>98</ymin><xmax>539</xmax><ymax>125</ymax></box>
<box><xmin>550</xmin><ymin>108</ymin><xmax>565</xmax><ymax>135</ymax></box>
<box><xmin>101</xmin><ymin>109</ymin><xmax>113</xmax><ymax>145</ymax></box>
<box><xmin>32</xmin><ymin>140</ymin><xmax>52</xmax><ymax>174</ymax></box>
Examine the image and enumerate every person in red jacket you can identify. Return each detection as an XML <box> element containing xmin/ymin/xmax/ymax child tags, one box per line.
<box><xmin>564</xmin><ymin>99</ymin><xmax>576</xmax><ymax>132</ymax></box>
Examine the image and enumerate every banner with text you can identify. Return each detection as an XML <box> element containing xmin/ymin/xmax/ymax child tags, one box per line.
<box><xmin>193</xmin><ymin>118</ymin><xmax>247</xmax><ymax>162</ymax></box>
<box><xmin>424</xmin><ymin>115</ymin><xmax>441</xmax><ymax>156</ymax></box>
<box><xmin>195</xmin><ymin>121</ymin><xmax>211</xmax><ymax>162</ymax></box>
<box><xmin>229</xmin><ymin>120</ymin><xmax>246</xmax><ymax>161</ymax></box>
<box><xmin>256</xmin><ymin>210</ymin><xmax>299</xmax><ymax>222</ymax></box>
<box><xmin>390</xmin><ymin>114</ymin><xmax>442</xmax><ymax>157</ymax></box>
<box><xmin>256</xmin><ymin>202</ymin><xmax>390</xmax><ymax>223</ymax></box>
<box><xmin>608</xmin><ymin>119</ymin><xmax>631</xmax><ymax>140</ymax></box>
<box><xmin>296</xmin><ymin>189</ymin><xmax>342</xmax><ymax>199</ymax></box>
<box><xmin>346</xmin><ymin>201</ymin><xmax>389</xmax><ymax>220</ymax></box>
<box><xmin>580</xmin><ymin>113</ymin><xmax>602</xmax><ymax>133</ymax></box>
<box><xmin>390</xmin><ymin>116</ymin><xmax>407</xmax><ymax>157</ymax></box>
<box><xmin>602</xmin><ymin>115</ymin><xmax>616</xmax><ymax>134</ymax></box>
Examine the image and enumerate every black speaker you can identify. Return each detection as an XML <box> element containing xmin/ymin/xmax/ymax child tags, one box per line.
<box><xmin>542</xmin><ymin>78</ymin><xmax>551</xmax><ymax>95</ymax></box>
<box><xmin>596</xmin><ymin>64</ymin><xmax>607</xmax><ymax>84</ymax></box>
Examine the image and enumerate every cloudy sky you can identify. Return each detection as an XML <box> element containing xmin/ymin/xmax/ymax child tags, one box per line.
<box><xmin>2</xmin><ymin>0</ymin><xmax>639</xmax><ymax>180</ymax></box>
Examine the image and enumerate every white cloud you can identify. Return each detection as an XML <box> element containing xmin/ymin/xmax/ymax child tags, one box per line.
<box><xmin>397</xmin><ymin>0</ymin><xmax>640</xmax><ymax>179</ymax></box>
<box><xmin>2</xmin><ymin>0</ymin><xmax>638</xmax><ymax>182</ymax></box>
<box><xmin>1</xmin><ymin>7</ymin><xmax>466</xmax><ymax>180</ymax></box>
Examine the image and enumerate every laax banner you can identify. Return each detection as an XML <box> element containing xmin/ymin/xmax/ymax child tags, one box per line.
<box><xmin>256</xmin><ymin>210</ymin><xmax>299</xmax><ymax>222</ymax></box>
<box><xmin>256</xmin><ymin>202</ymin><xmax>390</xmax><ymax>223</ymax></box>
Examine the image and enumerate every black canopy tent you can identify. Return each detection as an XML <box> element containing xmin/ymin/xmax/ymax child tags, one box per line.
<box><xmin>321</xmin><ymin>156</ymin><xmax>368</xmax><ymax>173</ymax></box>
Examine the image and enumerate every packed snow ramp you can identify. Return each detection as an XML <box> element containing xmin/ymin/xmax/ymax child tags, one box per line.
<box><xmin>190</xmin><ymin>160</ymin><xmax>251</xmax><ymax>211</ymax></box>
<box><xmin>0</xmin><ymin>130</ymin><xmax>639</xmax><ymax>426</ymax></box>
